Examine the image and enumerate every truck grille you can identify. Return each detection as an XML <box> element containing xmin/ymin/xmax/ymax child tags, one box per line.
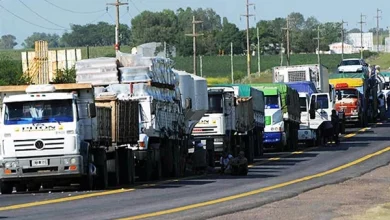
<box><xmin>288</xmin><ymin>71</ymin><xmax>306</xmax><ymax>82</ymax></box>
<box><xmin>14</xmin><ymin>138</ymin><xmax>65</xmax><ymax>152</ymax></box>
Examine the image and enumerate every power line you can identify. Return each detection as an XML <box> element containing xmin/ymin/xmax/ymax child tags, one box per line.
<box><xmin>18</xmin><ymin>0</ymin><xmax>68</xmax><ymax>29</ymax></box>
<box><xmin>129</xmin><ymin>0</ymin><xmax>141</xmax><ymax>14</ymax></box>
<box><xmin>85</xmin><ymin>12</ymin><xmax>110</xmax><ymax>25</ymax></box>
<box><xmin>43</xmin><ymin>0</ymin><xmax>105</xmax><ymax>14</ymax></box>
<box><xmin>0</xmin><ymin>4</ymin><xmax>65</xmax><ymax>31</ymax></box>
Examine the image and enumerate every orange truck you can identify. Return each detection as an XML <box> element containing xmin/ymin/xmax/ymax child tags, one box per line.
<box><xmin>334</xmin><ymin>82</ymin><xmax>365</xmax><ymax>127</ymax></box>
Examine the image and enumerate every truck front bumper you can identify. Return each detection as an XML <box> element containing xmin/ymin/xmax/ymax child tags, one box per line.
<box><xmin>345</xmin><ymin>115</ymin><xmax>359</xmax><ymax>122</ymax></box>
<box><xmin>298</xmin><ymin>129</ymin><xmax>316</xmax><ymax>141</ymax></box>
<box><xmin>0</xmin><ymin>155</ymin><xmax>83</xmax><ymax>182</ymax></box>
<box><xmin>263</xmin><ymin>132</ymin><xmax>284</xmax><ymax>144</ymax></box>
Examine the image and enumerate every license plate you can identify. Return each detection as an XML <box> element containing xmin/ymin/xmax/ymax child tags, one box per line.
<box><xmin>32</xmin><ymin>159</ymin><xmax>48</xmax><ymax>167</ymax></box>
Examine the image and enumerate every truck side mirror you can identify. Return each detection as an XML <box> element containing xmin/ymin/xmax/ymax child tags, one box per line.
<box><xmin>309</xmin><ymin>102</ymin><xmax>316</xmax><ymax>119</ymax></box>
<box><xmin>185</xmin><ymin>98</ymin><xmax>192</xmax><ymax>109</ymax></box>
<box><xmin>87</xmin><ymin>103</ymin><xmax>96</xmax><ymax>118</ymax></box>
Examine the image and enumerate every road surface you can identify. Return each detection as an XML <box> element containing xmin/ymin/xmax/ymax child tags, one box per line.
<box><xmin>0</xmin><ymin>122</ymin><xmax>390</xmax><ymax>220</ymax></box>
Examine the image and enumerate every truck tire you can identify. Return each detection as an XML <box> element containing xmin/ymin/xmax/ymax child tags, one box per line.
<box><xmin>1</xmin><ymin>182</ymin><xmax>13</xmax><ymax>194</ymax></box>
<box><xmin>15</xmin><ymin>183</ymin><xmax>27</xmax><ymax>192</ymax></box>
<box><xmin>41</xmin><ymin>183</ymin><xmax>54</xmax><ymax>190</ymax></box>
<box><xmin>94</xmin><ymin>148</ymin><xmax>108</xmax><ymax>190</ymax></box>
<box><xmin>315</xmin><ymin>128</ymin><xmax>323</xmax><ymax>146</ymax></box>
<box><xmin>27</xmin><ymin>183</ymin><xmax>41</xmax><ymax>192</ymax></box>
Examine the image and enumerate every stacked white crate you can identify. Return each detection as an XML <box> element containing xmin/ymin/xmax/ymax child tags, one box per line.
<box><xmin>75</xmin><ymin>57</ymin><xmax>119</xmax><ymax>85</ymax></box>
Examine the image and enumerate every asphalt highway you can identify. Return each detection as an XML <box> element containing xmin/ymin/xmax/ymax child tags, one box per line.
<box><xmin>1</xmin><ymin>122</ymin><xmax>390</xmax><ymax>220</ymax></box>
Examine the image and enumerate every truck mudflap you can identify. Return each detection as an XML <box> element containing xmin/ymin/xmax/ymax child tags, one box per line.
<box><xmin>263</xmin><ymin>132</ymin><xmax>284</xmax><ymax>144</ymax></box>
<box><xmin>0</xmin><ymin>155</ymin><xmax>84</xmax><ymax>181</ymax></box>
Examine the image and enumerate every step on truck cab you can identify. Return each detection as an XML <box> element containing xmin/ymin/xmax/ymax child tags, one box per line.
<box><xmin>0</xmin><ymin>84</ymin><xmax>99</xmax><ymax>194</ymax></box>
<box><xmin>192</xmin><ymin>84</ymin><xmax>265</xmax><ymax>163</ymax></box>
<box><xmin>250</xmin><ymin>83</ymin><xmax>301</xmax><ymax>152</ymax></box>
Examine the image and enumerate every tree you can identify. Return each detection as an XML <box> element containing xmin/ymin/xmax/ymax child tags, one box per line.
<box><xmin>0</xmin><ymin>55</ymin><xmax>28</xmax><ymax>85</ymax></box>
<box><xmin>216</xmin><ymin>17</ymin><xmax>243</xmax><ymax>54</ymax></box>
<box><xmin>131</xmin><ymin>10</ymin><xmax>178</xmax><ymax>48</ymax></box>
<box><xmin>0</xmin><ymin>35</ymin><xmax>17</xmax><ymax>49</ymax></box>
<box><xmin>61</xmin><ymin>22</ymin><xmax>131</xmax><ymax>47</ymax></box>
<box><xmin>348</xmin><ymin>28</ymin><xmax>361</xmax><ymax>33</ymax></box>
<box><xmin>22</xmin><ymin>32</ymin><xmax>61</xmax><ymax>49</ymax></box>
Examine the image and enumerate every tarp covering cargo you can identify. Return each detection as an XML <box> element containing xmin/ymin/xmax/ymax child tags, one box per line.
<box><xmin>329</xmin><ymin>78</ymin><xmax>364</xmax><ymax>88</ymax></box>
<box><xmin>213</xmin><ymin>84</ymin><xmax>265</xmax><ymax>113</ymax></box>
<box><xmin>286</xmin><ymin>81</ymin><xmax>318</xmax><ymax>96</ymax></box>
<box><xmin>250</xmin><ymin>83</ymin><xmax>300</xmax><ymax>123</ymax></box>
<box><xmin>329</xmin><ymin>73</ymin><xmax>367</xmax><ymax>79</ymax></box>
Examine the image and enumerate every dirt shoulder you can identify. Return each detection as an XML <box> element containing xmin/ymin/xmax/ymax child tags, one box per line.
<box><xmin>210</xmin><ymin>163</ymin><xmax>390</xmax><ymax>220</ymax></box>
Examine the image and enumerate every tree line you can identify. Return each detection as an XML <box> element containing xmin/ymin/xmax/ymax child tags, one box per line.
<box><xmin>0</xmin><ymin>8</ymin><xmax>380</xmax><ymax>55</ymax></box>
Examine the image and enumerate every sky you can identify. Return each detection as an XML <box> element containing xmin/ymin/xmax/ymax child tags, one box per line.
<box><xmin>0</xmin><ymin>0</ymin><xmax>389</xmax><ymax>49</ymax></box>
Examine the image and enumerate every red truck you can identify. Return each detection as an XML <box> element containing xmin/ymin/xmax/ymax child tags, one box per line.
<box><xmin>334</xmin><ymin>83</ymin><xmax>365</xmax><ymax>127</ymax></box>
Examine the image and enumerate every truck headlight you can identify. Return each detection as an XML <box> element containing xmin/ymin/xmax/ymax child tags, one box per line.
<box><xmin>11</xmin><ymin>162</ymin><xmax>17</xmax><ymax>168</ymax></box>
<box><xmin>64</xmin><ymin>159</ymin><xmax>70</xmax><ymax>165</ymax></box>
<box><xmin>70</xmin><ymin>158</ymin><xmax>77</xmax><ymax>164</ymax></box>
<box><xmin>4</xmin><ymin>162</ymin><xmax>11</xmax><ymax>168</ymax></box>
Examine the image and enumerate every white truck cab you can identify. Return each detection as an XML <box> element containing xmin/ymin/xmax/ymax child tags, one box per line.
<box><xmin>0</xmin><ymin>84</ymin><xmax>96</xmax><ymax>193</ymax></box>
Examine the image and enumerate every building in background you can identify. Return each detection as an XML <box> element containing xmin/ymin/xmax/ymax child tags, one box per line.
<box><xmin>347</xmin><ymin>33</ymin><xmax>374</xmax><ymax>51</ymax></box>
<box><xmin>329</xmin><ymin>42</ymin><xmax>357</xmax><ymax>54</ymax></box>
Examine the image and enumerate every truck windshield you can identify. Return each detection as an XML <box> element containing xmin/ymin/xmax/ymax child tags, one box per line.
<box><xmin>316</xmin><ymin>95</ymin><xmax>329</xmax><ymax>109</ymax></box>
<box><xmin>340</xmin><ymin>60</ymin><xmax>361</xmax><ymax>66</ymax></box>
<box><xmin>299</xmin><ymin>97</ymin><xmax>307</xmax><ymax>112</ymax></box>
<box><xmin>265</xmin><ymin>95</ymin><xmax>279</xmax><ymax>109</ymax></box>
<box><xmin>4</xmin><ymin>99</ymin><xmax>73</xmax><ymax>125</ymax></box>
<box><xmin>207</xmin><ymin>94</ymin><xmax>223</xmax><ymax>114</ymax></box>
<box><xmin>338</xmin><ymin>89</ymin><xmax>358</xmax><ymax>98</ymax></box>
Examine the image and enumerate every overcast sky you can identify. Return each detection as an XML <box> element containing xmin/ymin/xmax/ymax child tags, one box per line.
<box><xmin>0</xmin><ymin>0</ymin><xmax>388</xmax><ymax>48</ymax></box>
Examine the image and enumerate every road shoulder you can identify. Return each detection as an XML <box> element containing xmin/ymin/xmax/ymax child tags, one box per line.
<box><xmin>211</xmin><ymin>163</ymin><xmax>390</xmax><ymax>220</ymax></box>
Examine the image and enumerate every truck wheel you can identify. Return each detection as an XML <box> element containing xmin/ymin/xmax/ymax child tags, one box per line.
<box><xmin>41</xmin><ymin>183</ymin><xmax>54</xmax><ymax>190</ymax></box>
<box><xmin>1</xmin><ymin>182</ymin><xmax>13</xmax><ymax>194</ymax></box>
<box><xmin>94</xmin><ymin>148</ymin><xmax>108</xmax><ymax>190</ymax></box>
<box><xmin>27</xmin><ymin>183</ymin><xmax>41</xmax><ymax>192</ymax></box>
<box><xmin>80</xmin><ymin>171</ymin><xmax>94</xmax><ymax>191</ymax></box>
<box><xmin>15</xmin><ymin>183</ymin><xmax>27</xmax><ymax>192</ymax></box>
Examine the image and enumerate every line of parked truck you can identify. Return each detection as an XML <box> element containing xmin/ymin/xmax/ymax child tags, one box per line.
<box><xmin>0</xmin><ymin>53</ymin><xmax>384</xmax><ymax>194</ymax></box>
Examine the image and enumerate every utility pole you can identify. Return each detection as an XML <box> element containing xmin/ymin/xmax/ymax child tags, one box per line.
<box><xmin>185</xmin><ymin>16</ymin><xmax>203</xmax><ymax>75</ymax></box>
<box><xmin>257</xmin><ymin>27</ymin><xmax>261</xmax><ymax>74</ymax></box>
<box><xmin>241</xmin><ymin>0</ymin><xmax>255</xmax><ymax>77</ymax></box>
<box><xmin>375</xmin><ymin>8</ymin><xmax>382</xmax><ymax>52</ymax></box>
<box><xmin>107</xmin><ymin>0</ymin><xmax>128</xmax><ymax>51</ymax></box>
<box><xmin>282</xmin><ymin>16</ymin><xmax>293</xmax><ymax>66</ymax></box>
<box><xmin>314</xmin><ymin>25</ymin><xmax>324</xmax><ymax>65</ymax></box>
<box><xmin>358</xmin><ymin>13</ymin><xmax>366</xmax><ymax>59</ymax></box>
<box><xmin>340</xmin><ymin>20</ymin><xmax>348</xmax><ymax>60</ymax></box>
<box><xmin>231</xmin><ymin>42</ymin><xmax>234</xmax><ymax>83</ymax></box>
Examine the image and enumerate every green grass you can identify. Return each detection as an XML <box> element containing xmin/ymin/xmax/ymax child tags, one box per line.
<box><xmin>173</xmin><ymin>53</ymin><xmax>366</xmax><ymax>78</ymax></box>
<box><xmin>367</xmin><ymin>53</ymin><xmax>390</xmax><ymax>71</ymax></box>
<box><xmin>0</xmin><ymin>45</ymin><xmax>374</xmax><ymax>81</ymax></box>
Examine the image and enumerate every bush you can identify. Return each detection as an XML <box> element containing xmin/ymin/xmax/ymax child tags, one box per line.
<box><xmin>52</xmin><ymin>67</ymin><xmax>76</xmax><ymax>83</ymax></box>
<box><xmin>0</xmin><ymin>55</ymin><xmax>28</xmax><ymax>85</ymax></box>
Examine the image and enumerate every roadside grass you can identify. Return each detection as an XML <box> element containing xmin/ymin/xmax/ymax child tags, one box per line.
<box><xmin>367</xmin><ymin>53</ymin><xmax>390</xmax><ymax>71</ymax></box>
